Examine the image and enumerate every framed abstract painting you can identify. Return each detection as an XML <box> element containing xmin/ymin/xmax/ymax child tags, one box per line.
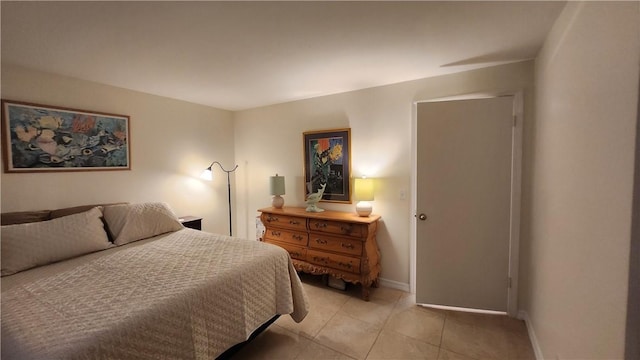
<box><xmin>303</xmin><ymin>128</ymin><xmax>351</xmax><ymax>203</ymax></box>
<box><xmin>1</xmin><ymin>100</ymin><xmax>130</xmax><ymax>172</ymax></box>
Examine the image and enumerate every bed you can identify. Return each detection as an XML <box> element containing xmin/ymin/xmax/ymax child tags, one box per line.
<box><xmin>1</xmin><ymin>202</ymin><xmax>309</xmax><ymax>359</ymax></box>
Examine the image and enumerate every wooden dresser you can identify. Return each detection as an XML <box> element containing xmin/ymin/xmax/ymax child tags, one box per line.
<box><xmin>258</xmin><ymin>207</ymin><xmax>381</xmax><ymax>300</ymax></box>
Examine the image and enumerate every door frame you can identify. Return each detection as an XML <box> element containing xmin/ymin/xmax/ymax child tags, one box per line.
<box><xmin>410</xmin><ymin>91</ymin><xmax>523</xmax><ymax>317</ymax></box>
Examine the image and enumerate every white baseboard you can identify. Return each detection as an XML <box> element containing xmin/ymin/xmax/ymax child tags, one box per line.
<box><xmin>378</xmin><ymin>277</ymin><xmax>411</xmax><ymax>293</ymax></box>
<box><xmin>519</xmin><ymin>310</ymin><xmax>543</xmax><ymax>360</ymax></box>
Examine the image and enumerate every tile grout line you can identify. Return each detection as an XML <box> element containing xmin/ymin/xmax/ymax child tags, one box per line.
<box><xmin>362</xmin><ymin>326</ymin><xmax>384</xmax><ymax>360</ymax></box>
<box><xmin>275</xmin><ymin>309</ymin><xmax>355</xmax><ymax>360</ymax></box>
<box><xmin>437</xmin><ymin>312</ymin><xmax>487</xmax><ymax>360</ymax></box>
<box><xmin>439</xmin><ymin>311</ymin><xmax>447</xmax><ymax>348</ymax></box>
<box><xmin>307</xmin><ymin>294</ymin><xmax>359</xmax><ymax>359</ymax></box>
<box><xmin>436</xmin><ymin>311</ymin><xmax>448</xmax><ymax>359</ymax></box>
<box><xmin>274</xmin><ymin>323</ymin><xmax>356</xmax><ymax>360</ymax></box>
<box><xmin>361</xmin><ymin>294</ymin><xmax>401</xmax><ymax>360</ymax></box>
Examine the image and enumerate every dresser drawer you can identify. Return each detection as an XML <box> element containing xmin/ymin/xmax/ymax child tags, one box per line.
<box><xmin>264</xmin><ymin>228</ymin><xmax>308</xmax><ymax>246</ymax></box>
<box><xmin>309</xmin><ymin>219</ymin><xmax>366</xmax><ymax>238</ymax></box>
<box><xmin>261</xmin><ymin>213</ymin><xmax>307</xmax><ymax>231</ymax></box>
<box><xmin>309</xmin><ymin>234</ymin><xmax>363</xmax><ymax>257</ymax></box>
<box><xmin>266</xmin><ymin>240</ymin><xmax>307</xmax><ymax>261</ymax></box>
<box><xmin>307</xmin><ymin>249</ymin><xmax>361</xmax><ymax>274</ymax></box>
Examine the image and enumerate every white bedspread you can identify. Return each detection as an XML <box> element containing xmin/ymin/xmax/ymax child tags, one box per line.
<box><xmin>1</xmin><ymin>228</ymin><xmax>308</xmax><ymax>359</ymax></box>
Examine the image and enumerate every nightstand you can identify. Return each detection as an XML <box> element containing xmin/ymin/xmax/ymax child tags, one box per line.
<box><xmin>179</xmin><ymin>216</ymin><xmax>202</xmax><ymax>230</ymax></box>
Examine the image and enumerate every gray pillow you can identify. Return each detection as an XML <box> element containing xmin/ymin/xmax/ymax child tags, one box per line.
<box><xmin>103</xmin><ymin>202</ymin><xmax>183</xmax><ymax>246</ymax></box>
<box><xmin>1</xmin><ymin>207</ymin><xmax>112</xmax><ymax>276</ymax></box>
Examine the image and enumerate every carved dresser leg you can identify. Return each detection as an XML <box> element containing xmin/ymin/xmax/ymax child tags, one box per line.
<box><xmin>361</xmin><ymin>285</ymin><xmax>371</xmax><ymax>301</ymax></box>
<box><xmin>371</xmin><ymin>278</ymin><xmax>380</xmax><ymax>288</ymax></box>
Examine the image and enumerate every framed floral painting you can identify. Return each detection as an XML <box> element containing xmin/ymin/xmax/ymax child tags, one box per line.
<box><xmin>303</xmin><ymin>128</ymin><xmax>351</xmax><ymax>203</ymax></box>
<box><xmin>1</xmin><ymin>100</ymin><xmax>130</xmax><ymax>173</ymax></box>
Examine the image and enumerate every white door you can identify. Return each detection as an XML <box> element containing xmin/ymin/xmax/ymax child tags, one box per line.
<box><xmin>416</xmin><ymin>96</ymin><xmax>514</xmax><ymax>312</ymax></box>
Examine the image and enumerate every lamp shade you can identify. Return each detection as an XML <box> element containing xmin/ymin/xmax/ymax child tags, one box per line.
<box><xmin>200</xmin><ymin>168</ymin><xmax>213</xmax><ymax>181</ymax></box>
<box><xmin>269</xmin><ymin>174</ymin><xmax>285</xmax><ymax>196</ymax></box>
<box><xmin>354</xmin><ymin>178</ymin><xmax>374</xmax><ymax>201</ymax></box>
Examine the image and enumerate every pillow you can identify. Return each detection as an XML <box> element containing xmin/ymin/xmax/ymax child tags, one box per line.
<box><xmin>1</xmin><ymin>207</ymin><xmax>112</xmax><ymax>276</ymax></box>
<box><xmin>49</xmin><ymin>202</ymin><xmax>128</xmax><ymax>243</ymax></box>
<box><xmin>103</xmin><ymin>202</ymin><xmax>183</xmax><ymax>246</ymax></box>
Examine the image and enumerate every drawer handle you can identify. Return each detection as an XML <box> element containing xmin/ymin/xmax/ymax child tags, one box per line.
<box><xmin>292</xmin><ymin>234</ymin><xmax>304</xmax><ymax>241</ymax></box>
<box><xmin>291</xmin><ymin>252</ymin><xmax>301</xmax><ymax>258</ymax></box>
<box><xmin>266</xmin><ymin>216</ymin><xmax>278</xmax><ymax>222</ymax></box>
<box><xmin>289</xmin><ymin>220</ymin><xmax>301</xmax><ymax>225</ymax></box>
<box><xmin>315</xmin><ymin>238</ymin><xmax>327</xmax><ymax>245</ymax></box>
<box><xmin>271</xmin><ymin>231</ymin><xmax>281</xmax><ymax>237</ymax></box>
<box><xmin>315</xmin><ymin>222</ymin><xmax>328</xmax><ymax>228</ymax></box>
<box><xmin>338</xmin><ymin>261</ymin><xmax>353</xmax><ymax>269</ymax></box>
<box><xmin>341</xmin><ymin>243</ymin><xmax>354</xmax><ymax>249</ymax></box>
<box><xmin>313</xmin><ymin>256</ymin><xmax>328</xmax><ymax>264</ymax></box>
<box><xmin>340</xmin><ymin>225</ymin><xmax>353</xmax><ymax>234</ymax></box>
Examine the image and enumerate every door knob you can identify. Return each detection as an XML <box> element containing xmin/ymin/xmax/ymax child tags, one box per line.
<box><xmin>418</xmin><ymin>213</ymin><xmax>427</xmax><ymax>221</ymax></box>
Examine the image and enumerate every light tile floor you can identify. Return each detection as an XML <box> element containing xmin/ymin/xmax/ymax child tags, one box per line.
<box><xmin>233</xmin><ymin>275</ymin><xmax>535</xmax><ymax>360</ymax></box>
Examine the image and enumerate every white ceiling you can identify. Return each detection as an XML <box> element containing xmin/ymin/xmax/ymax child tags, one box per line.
<box><xmin>1</xmin><ymin>1</ymin><xmax>565</xmax><ymax>111</ymax></box>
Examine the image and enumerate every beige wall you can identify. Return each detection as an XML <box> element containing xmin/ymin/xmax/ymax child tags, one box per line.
<box><xmin>522</xmin><ymin>2</ymin><xmax>639</xmax><ymax>358</ymax></box>
<box><xmin>0</xmin><ymin>61</ymin><xmax>534</xmax><ymax>288</ymax></box>
<box><xmin>233</xmin><ymin>61</ymin><xmax>534</xmax><ymax>287</ymax></box>
<box><xmin>0</xmin><ymin>65</ymin><xmax>235</xmax><ymax>235</ymax></box>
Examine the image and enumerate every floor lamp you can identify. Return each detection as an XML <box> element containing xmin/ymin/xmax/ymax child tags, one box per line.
<box><xmin>201</xmin><ymin>161</ymin><xmax>238</xmax><ymax>236</ymax></box>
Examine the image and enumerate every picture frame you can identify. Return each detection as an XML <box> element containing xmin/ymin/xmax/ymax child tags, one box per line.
<box><xmin>303</xmin><ymin>128</ymin><xmax>351</xmax><ymax>203</ymax></box>
<box><xmin>1</xmin><ymin>100</ymin><xmax>131</xmax><ymax>173</ymax></box>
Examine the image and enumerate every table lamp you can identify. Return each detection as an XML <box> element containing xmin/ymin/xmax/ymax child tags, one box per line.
<box><xmin>270</xmin><ymin>174</ymin><xmax>285</xmax><ymax>209</ymax></box>
<box><xmin>354</xmin><ymin>177</ymin><xmax>374</xmax><ymax>217</ymax></box>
